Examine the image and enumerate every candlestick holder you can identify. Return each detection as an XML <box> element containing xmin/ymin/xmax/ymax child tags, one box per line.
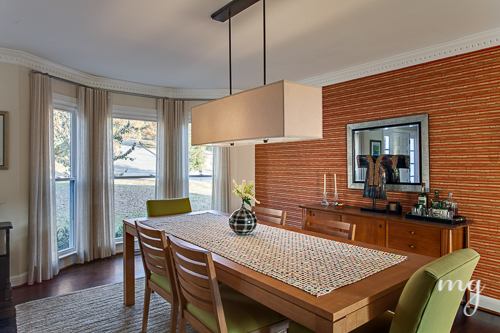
<box><xmin>321</xmin><ymin>192</ymin><xmax>329</xmax><ymax>206</ymax></box>
<box><xmin>332</xmin><ymin>193</ymin><xmax>339</xmax><ymax>205</ymax></box>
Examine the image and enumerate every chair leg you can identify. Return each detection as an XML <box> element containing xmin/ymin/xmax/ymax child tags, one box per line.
<box><xmin>178</xmin><ymin>311</ymin><xmax>187</xmax><ymax>333</ymax></box>
<box><xmin>169</xmin><ymin>301</ymin><xmax>179</xmax><ymax>333</ymax></box>
<box><xmin>142</xmin><ymin>284</ymin><xmax>152</xmax><ymax>333</ymax></box>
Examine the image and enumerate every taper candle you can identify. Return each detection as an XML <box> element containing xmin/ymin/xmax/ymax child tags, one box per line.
<box><xmin>334</xmin><ymin>174</ymin><xmax>337</xmax><ymax>194</ymax></box>
<box><xmin>324</xmin><ymin>174</ymin><xmax>326</xmax><ymax>193</ymax></box>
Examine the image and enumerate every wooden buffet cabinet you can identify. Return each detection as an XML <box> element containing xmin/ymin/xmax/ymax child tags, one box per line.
<box><xmin>300</xmin><ymin>204</ymin><xmax>473</xmax><ymax>257</ymax></box>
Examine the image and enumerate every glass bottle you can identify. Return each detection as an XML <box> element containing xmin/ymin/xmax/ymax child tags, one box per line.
<box><xmin>418</xmin><ymin>183</ymin><xmax>428</xmax><ymax>208</ymax></box>
<box><xmin>431</xmin><ymin>190</ymin><xmax>442</xmax><ymax>209</ymax></box>
<box><xmin>443</xmin><ymin>193</ymin><xmax>458</xmax><ymax>217</ymax></box>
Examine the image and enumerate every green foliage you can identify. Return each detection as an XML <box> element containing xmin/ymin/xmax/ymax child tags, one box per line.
<box><xmin>57</xmin><ymin>224</ymin><xmax>70</xmax><ymax>251</ymax></box>
<box><xmin>189</xmin><ymin>145</ymin><xmax>206</xmax><ymax>172</ymax></box>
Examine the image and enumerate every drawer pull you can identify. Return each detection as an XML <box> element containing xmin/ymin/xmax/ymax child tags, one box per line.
<box><xmin>409</xmin><ymin>245</ymin><xmax>415</xmax><ymax>249</ymax></box>
<box><xmin>410</xmin><ymin>231</ymin><xmax>415</xmax><ymax>235</ymax></box>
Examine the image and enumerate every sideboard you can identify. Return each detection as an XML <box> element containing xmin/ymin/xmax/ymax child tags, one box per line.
<box><xmin>299</xmin><ymin>204</ymin><xmax>473</xmax><ymax>257</ymax></box>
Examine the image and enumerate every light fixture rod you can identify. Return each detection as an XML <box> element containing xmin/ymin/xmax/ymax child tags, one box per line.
<box><xmin>229</xmin><ymin>11</ymin><xmax>232</xmax><ymax>95</ymax></box>
<box><xmin>263</xmin><ymin>0</ymin><xmax>266</xmax><ymax>85</ymax></box>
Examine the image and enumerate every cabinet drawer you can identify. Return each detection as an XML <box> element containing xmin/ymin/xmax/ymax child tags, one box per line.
<box><xmin>388</xmin><ymin>222</ymin><xmax>440</xmax><ymax>243</ymax></box>
<box><xmin>307</xmin><ymin>210</ymin><xmax>342</xmax><ymax>223</ymax></box>
<box><xmin>388</xmin><ymin>236</ymin><xmax>441</xmax><ymax>257</ymax></box>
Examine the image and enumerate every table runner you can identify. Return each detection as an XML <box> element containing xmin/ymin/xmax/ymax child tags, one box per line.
<box><xmin>142</xmin><ymin>213</ymin><xmax>407</xmax><ymax>297</ymax></box>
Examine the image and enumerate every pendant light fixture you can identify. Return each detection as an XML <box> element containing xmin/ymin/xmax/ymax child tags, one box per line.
<box><xmin>191</xmin><ymin>0</ymin><xmax>323</xmax><ymax>146</ymax></box>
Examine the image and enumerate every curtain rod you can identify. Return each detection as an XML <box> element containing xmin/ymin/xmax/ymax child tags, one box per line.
<box><xmin>30</xmin><ymin>70</ymin><xmax>212</xmax><ymax>102</ymax></box>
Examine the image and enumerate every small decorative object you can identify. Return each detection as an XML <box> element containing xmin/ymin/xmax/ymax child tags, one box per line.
<box><xmin>386</xmin><ymin>202</ymin><xmax>402</xmax><ymax>215</ymax></box>
<box><xmin>229</xmin><ymin>180</ymin><xmax>259</xmax><ymax>235</ymax></box>
<box><xmin>321</xmin><ymin>192</ymin><xmax>329</xmax><ymax>206</ymax></box>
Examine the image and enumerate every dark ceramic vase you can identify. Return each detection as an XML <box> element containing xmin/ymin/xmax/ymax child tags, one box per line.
<box><xmin>229</xmin><ymin>203</ymin><xmax>257</xmax><ymax>235</ymax></box>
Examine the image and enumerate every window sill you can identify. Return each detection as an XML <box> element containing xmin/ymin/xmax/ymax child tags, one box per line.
<box><xmin>58</xmin><ymin>248</ymin><xmax>76</xmax><ymax>259</ymax></box>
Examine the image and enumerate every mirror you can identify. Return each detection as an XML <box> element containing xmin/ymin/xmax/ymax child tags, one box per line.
<box><xmin>0</xmin><ymin>111</ymin><xmax>8</xmax><ymax>170</ymax></box>
<box><xmin>347</xmin><ymin>114</ymin><xmax>429</xmax><ymax>192</ymax></box>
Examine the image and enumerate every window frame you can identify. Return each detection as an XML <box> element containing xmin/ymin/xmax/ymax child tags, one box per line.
<box><xmin>53</xmin><ymin>97</ymin><xmax>77</xmax><ymax>256</ymax></box>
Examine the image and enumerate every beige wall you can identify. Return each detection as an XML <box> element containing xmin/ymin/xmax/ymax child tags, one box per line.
<box><xmin>229</xmin><ymin>146</ymin><xmax>256</xmax><ymax>211</ymax></box>
<box><xmin>0</xmin><ymin>63</ymin><xmax>30</xmax><ymax>285</ymax></box>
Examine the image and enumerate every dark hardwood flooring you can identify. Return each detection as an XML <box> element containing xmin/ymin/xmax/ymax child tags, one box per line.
<box><xmin>0</xmin><ymin>253</ymin><xmax>498</xmax><ymax>332</ymax></box>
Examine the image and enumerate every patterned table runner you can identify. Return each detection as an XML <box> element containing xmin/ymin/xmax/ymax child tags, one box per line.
<box><xmin>142</xmin><ymin>213</ymin><xmax>407</xmax><ymax>297</ymax></box>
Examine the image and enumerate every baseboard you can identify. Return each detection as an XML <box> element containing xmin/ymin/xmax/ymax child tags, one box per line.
<box><xmin>470</xmin><ymin>292</ymin><xmax>500</xmax><ymax>315</ymax></box>
<box><xmin>11</xmin><ymin>272</ymin><xmax>28</xmax><ymax>287</ymax></box>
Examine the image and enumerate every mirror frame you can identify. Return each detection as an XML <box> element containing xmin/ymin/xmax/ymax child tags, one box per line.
<box><xmin>346</xmin><ymin>114</ymin><xmax>429</xmax><ymax>192</ymax></box>
<box><xmin>0</xmin><ymin>111</ymin><xmax>8</xmax><ymax>170</ymax></box>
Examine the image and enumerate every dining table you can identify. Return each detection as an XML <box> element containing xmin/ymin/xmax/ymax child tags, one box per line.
<box><xmin>123</xmin><ymin>210</ymin><xmax>434</xmax><ymax>333</ymax></box>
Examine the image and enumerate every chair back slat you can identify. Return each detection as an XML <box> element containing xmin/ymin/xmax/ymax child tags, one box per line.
<box><xmin>252</xmin><ymin>206</ymin><xmax>287</xmax><ymax>225</ymax></box>
<box><xmin>180</xmin><ymin>283</ymin><xmax>217</xmax><ymax>314</ymax></box>
<box><xmin>174</xmin><ymin>261</ymin><xmax>211</xmax><ymax>289</ymax></box>
<box><xmin>176</xmin><ymin>270</ymin><xmax>214</xmax><ymax>304</ymax></box>
<box><xmin>146</xmin><ymin>262</ymin><xmax>171</xmax><ymax>278</ymax></box>
<box><xmin>171</xmin><ymin>241</ymin><xmax>208</xmax><ymax>262</ymax></box>
<box><xmin>172</xmin><ymin>250</ymin><xmax>212</xmax><ymax>276</ymax></box>
<box><xmin>305</xmin><ymin>220</ymin><xmax>356</xmax><ymax>241</ymax></box>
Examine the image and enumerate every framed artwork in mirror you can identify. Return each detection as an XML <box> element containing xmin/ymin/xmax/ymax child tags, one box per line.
<box><xmin>0</xmin><ymin>111</ymin><xmax>8</xmax><ymax>170</ymax></box>
<box><xmin>370</xmin><ymin>140</ymin><xmax>381</xmax><ymax>156</ymax></box>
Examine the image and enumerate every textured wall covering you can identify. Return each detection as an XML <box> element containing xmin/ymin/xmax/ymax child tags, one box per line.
<box><xmin>255</xmin><ymin>46</ymin><xmax>500</xmax><ymax>300</ymax></box>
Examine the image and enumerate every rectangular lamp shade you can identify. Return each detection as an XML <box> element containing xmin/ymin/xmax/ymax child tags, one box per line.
<box><xmin>191</xmin><ymin>80</ymin><xmax>323</xmax><ymax>146</ymax></box>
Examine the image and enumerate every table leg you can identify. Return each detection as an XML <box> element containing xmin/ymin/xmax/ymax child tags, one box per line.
<box><xmin>123</xmin><ymin>226</ymin><xmax>135</xmax><ymax>306</ymax></box>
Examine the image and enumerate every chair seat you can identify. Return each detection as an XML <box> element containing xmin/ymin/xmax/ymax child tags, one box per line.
<box><xmin>186</xmin><ymin>284</ymin><xmax>286</xmax><ymax>333</ymax></box>
<box><xmin>150</xmin><ymin>273</ymin><xmax>171</xmax><ymax>294</ymax></box>
<box><xmin>288</xmin><ymin>311</ymin><xmax>393</xmax><ymax>333</ymax></box>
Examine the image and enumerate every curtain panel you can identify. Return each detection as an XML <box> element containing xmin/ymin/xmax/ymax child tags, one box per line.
<box><xmin>211</xmin><ymin>147</ymin><xmax>231</xmax><ymax>213</ymax></box>
<box><xmin>75</xmin><ymin>87</ymin><xmax>115</xmax><ymax>263</ymax></box>
<box><xmin>156</xmin><ymin>99</ymin><xmax>189</xmax><ymax>199</ymax></box>
<box><xmin>28</xmin><ymin>72</ymin><xmax>59</xmax><ymax>285</ymax></box>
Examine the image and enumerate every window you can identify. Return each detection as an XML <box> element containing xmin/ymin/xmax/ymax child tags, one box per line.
<box><xmin>188</xmin><ymin>123</ymin><xmax>213</xmax><ymax>211</ymax></box>
<box><xmin>409</xmin><ymin>137</ymin><xmax>415</xmax><ymax>183</ymax></box>
<box><xmin>113</xmin><ymin>118</ymin><xmax>157</xmax><ymax>239</ymax></box>
<box><xmin>53</xmin><ymin>109</ymin><xmax>76</xmax><ymax>253</ymax></box>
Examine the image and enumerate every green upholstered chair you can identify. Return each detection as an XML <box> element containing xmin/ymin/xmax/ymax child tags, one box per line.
<box><xmin>146</xmin><ymin>197</ymin><xmax>192</xmax><ymax>217</ymax></box>
<box><xmin>169</xmin><ymin>236</ymin><xmax>289</xmax><ymax>333</ymax></box>
<box><xmin>288</xmin><ymin>248</ymin><xmax>480</xmax><ymax>333</ymax></box>
<box><xmin>135</xmin><ymin>221</ymin><xmax>179</xmax><ymax>333</ymax></box>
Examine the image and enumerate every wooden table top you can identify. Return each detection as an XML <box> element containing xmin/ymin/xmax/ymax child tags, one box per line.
<box><xmin>124</xmin><ymin>210</ymin><xmax>435</xmax><ymax>331</ymax></box>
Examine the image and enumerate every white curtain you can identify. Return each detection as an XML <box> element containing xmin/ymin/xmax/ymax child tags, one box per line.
<box><xmin>75</xmin><ymin>87</ymin><xmax>115</xmax><ymax>263</ymax></box>
<box><xmin>28</xmin><ymin>72</ymin><xmax>59</xmax><ymax>284</ymax></box>
<box><xmin>211</xmin><ymin>147</ymin><xmax>231</xmax><ymax>213</ymax></box>
<box><xmin>156</xmin><ymin>99</ymin><xmax>189</xmax><ymax>199</ymax></box>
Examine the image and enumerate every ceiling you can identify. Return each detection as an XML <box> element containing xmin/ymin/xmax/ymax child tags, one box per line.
<box><xmin>1</xmin><ymin>0</ymin><xmax>499</xmax><ymax>90</ymax></box>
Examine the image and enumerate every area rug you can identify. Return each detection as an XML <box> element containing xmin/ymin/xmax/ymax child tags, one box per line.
<box><xmin>16</xmin><ymin>278</ymin><xmax>197</xmax><ymax>332</ymax></box>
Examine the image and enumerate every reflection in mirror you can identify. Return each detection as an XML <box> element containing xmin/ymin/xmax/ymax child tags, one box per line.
<box><xmin>354</xmin><ymin>123</ymin><xmax>420</xmax><ymax>184</ymax></box>
<box><xmin>347</xmin><ymin>114</ymin><xmax>429</xmax><ymax>193</ymax></box>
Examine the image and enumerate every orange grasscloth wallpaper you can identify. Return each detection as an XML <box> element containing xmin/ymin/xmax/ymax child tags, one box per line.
<box><xmin>255</xmin><ymin>46</ymin><xmax>500</xmax><ymax>299</ymax></box>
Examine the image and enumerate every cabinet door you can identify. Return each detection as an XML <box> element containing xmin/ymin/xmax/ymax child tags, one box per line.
<box><xmin>342</xmin><ymin>215</ymin><xmax>386</xmax><ymax>246</ymax></box>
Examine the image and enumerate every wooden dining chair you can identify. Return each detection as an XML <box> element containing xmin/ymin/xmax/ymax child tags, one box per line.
<box><xmin>288</xmin><ymin>248</ymin><xmax>480</xmax><ymax>333</ymax></box>
<box><xmin>251</xmin><ymin>206</ymin><xmax>287</xmax><ymax>225</ymax></box>
<box><xmin>305</xmin><ymin>220</ymin><xmax>356</xmax><ymax>240</ymax></box>
<box><xmin>135</xmin><ymin>221</ymin><xmax>179</xmax><ymax>333</ymax></box>
<box><xmin>169</xmin><ymin>236</ymin><xmax>289</xmax><ymax>333</ymax></box>
<box><xmin>146</xmin><ymin>197</ymin><xmax>192</xmax><ymax>217</ymax></box>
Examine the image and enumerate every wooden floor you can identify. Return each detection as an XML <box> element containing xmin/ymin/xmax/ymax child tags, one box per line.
<box><xmin>0</xmin><ymin>253</ymin><xmax>498</xmax><ymax>332</ymax></box>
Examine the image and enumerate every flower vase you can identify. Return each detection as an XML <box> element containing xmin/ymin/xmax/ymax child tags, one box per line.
<box><xmin>229</xmin><ymin>202</ymin><xmax>257</xmax><ymax>235</ymax></box>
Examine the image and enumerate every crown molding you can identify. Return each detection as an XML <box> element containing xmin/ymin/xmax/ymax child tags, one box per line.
<box><xmin>0</xmin><ymin>47</ymin><xmax>231</xmax><ymax>99</ymax></box>
<box><xmin>301</xmin><ymin>27</ymin><xmax>500</xmax><ymax>87</ymax></box>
